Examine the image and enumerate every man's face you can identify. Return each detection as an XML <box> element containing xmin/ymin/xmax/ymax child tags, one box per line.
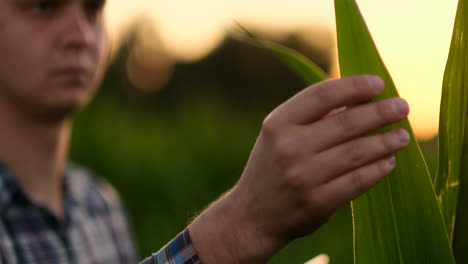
<box><xmin>0</xmin><ymin>0</ymin><xmax>108</xmax><ymax>120</ymax></box>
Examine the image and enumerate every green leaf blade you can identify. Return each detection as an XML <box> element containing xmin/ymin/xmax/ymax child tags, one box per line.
<box><xmin>335</xmin><ymin>0</ymin><xmax>455</xmax><ymax>263</ymax></box>
<box><xmin>253</xmin><ymin>39</ymin><xmax>327</xmax><ymax>85</ymax></box>
<box><xmin>445</xmin><ymin>1</ymin><xmax>468</xmax><ymax>262</ymax></box>
<box><xmin>235</xmin><ymin>25</ymin><xmax>327</xmax><ymax>85</ymax></box>
<box><xmin>453</xmin><ymin>125</ymin><xmax>468</xmax><ymax>262</ymax></box>
<box><xmin>437</xmin><ymin>0</ymin><xmax>467</xmax><ymax>244</ymax></box>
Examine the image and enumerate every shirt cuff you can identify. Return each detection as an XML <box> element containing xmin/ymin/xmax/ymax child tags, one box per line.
<box><xmin>138</xmin><ymin>229</ymin><xmax>202</xmax><ymax>264</ymax></box>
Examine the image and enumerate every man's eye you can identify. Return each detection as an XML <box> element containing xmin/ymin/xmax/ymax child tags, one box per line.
<box><xmin>85</xmin><ymin>0</ymin><xmax>105</xmax><ymax>17</ymax></box>
<box><xmin>32</xmin><ymin>0</ymin><xmax>57</xmax><ymax>13</ymax></box>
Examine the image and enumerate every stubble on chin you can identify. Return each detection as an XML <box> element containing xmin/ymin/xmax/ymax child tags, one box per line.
<box><xmin>40</xmin><ymin>86</ymin><xmax>98</xmax><ymax>124</ymax></box>
<box><xmin>13</xmin><ymin>79</ymin><xmax>99</xmax><ymax>125</ymax></box>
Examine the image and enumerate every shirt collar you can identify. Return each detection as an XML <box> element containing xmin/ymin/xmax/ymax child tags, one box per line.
<box><xmin>0</xmin><ymin>163</ymin><xmax>20</xmax><ymax>214</ymax></box>
<box><xmin>0</xmin><ymin>162</ymin><xmax>89</xmax><ymax>215</ymax></box>
<box><xmin>63</xmin><ymin>163</ymin><xmax>94</xmax><ymax>208</ymax></box>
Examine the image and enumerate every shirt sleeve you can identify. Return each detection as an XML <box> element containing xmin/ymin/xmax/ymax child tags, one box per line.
<box><xmin>138</xmin><ymin>229</ymin><xmax>202</xmax><ymax>264</ymax></box>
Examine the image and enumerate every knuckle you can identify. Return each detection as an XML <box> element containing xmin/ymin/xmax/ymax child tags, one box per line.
<box><xmin>312</xmin><ymin>83</ymin><xmax>333</xmax><ymax>105</ymax></box>
<box><xmin>349</xmin><ymin>170</ymin><xmax>368</xmax><ymax>196</ymax></box>
<box><xmin>345</xmin><ymin>141</ymin><xmax>367</xmax><ymax>166</ymax></box>
<box><xmin>334</xmin><ymin>112</ymin><xmax>358</xmax><ymax>133</ymax></box>
<box><xmin>382</xmin><ymin>132</ymin><xmax>397</xmax><ymax>152</ymax></box>
<box><xmin>349</xmin><ymin>75</ymin><xmax>373</xmax><ymax>95</ymax></box>
<box><xmin>267</xmin><ymin>126</ymin><xmax>304</xmax><ymax>170</ymax></box>
<box><xmin>284</xmin><ymin>167</ymin><xmax>307</xmax><ymax>192</ymax></box>
<box><xmin>376</xmin><ymin>100</ymin><xmax>395</xmax><ymax>122</ymax></box>
<box><xmin>377</xmin><ymin>158</ymin><xmax>393</xmax><ymax>176</ymax></box>
<box><xmin>262</xmin><ymin>112</ymin><xmax>282</xmax><ymax>139</ymax></box>
<box><xmin>274</xmin><ymin>138</ymin><xmax>299</xmax><ymax>169</ymax></box>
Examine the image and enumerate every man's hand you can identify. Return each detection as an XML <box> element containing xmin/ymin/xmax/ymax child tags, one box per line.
<box><xmin>189</xmin><ymin>75</ymin><xmax>410</xmax><ymax>264</ymax></box>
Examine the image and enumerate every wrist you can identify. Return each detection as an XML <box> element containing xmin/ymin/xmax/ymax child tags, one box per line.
<box><xmin>188</xmin><ymin>188</ymin><xmax>287</xmax><ymax>264</ymax></box>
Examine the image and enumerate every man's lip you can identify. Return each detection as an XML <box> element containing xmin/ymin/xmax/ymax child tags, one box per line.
<box><xmin>51</xmin><ymin>67</ymin><xmax>91</xmax><ymax>82</ymax></box>
<box><xmin>54</xmin><ymin>67</ymin><xmax>88</xmax><ymax>75</ymax></box>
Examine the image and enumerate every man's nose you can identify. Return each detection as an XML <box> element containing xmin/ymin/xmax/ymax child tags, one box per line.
<box><xmin>60</xmin><ymin>10</ymin><xmax>96</xmax><ymax>50</ymax></box>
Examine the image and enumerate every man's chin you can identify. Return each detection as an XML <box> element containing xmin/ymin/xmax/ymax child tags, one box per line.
<box><xmin>34</xmin><ymin>99</ymin><xmax>88</xmax><ymax>123</ymax></box>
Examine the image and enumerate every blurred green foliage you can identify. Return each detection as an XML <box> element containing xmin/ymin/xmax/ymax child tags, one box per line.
<box><xmin>69</xmin><ymin>28</ymin><xmax>438</xmax><ymax>263</ymax></box>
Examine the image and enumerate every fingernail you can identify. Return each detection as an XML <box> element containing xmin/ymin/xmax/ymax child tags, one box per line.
<box><xmin>392</xmin><ymin>98</ymin><xmax>410</xmax><ymax>117</ymax></box>
<box><xmin>394</xmin><ymin>129</ymin><xmax>410</xmax><ymax>146</ymax></box>
<box><xmin>368</xmin><ymin>76</ymin><xmax>384</xmax><ymax>93</ymax></box>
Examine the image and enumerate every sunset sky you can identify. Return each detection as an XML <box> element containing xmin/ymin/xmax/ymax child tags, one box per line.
<box><xmin>105</xmin><ymin>0</ymin><xmax>459</xmax><ymax>139</ymax></box>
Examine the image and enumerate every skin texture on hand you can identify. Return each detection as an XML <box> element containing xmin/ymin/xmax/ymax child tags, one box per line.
<box><xmin>189</xmin><ymin>75</ymin><xmax>410</xmax><ymax>264</ymax></box>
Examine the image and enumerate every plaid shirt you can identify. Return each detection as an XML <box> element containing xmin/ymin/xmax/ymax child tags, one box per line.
<box><xmin>138</xmin><ymin>230</ymin><xmax>201</xmax><ymax>264</ymax></box>
<box><xmin>0</xmin><ymin>163</ymin><xmax>201</xmax><ymax>264</ymax></box>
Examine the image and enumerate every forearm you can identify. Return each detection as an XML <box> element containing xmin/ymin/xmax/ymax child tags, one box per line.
<box><xmin>188</xmin><ymin>189</ymin><xmax>287</xmax><ymax>264</ymax></box>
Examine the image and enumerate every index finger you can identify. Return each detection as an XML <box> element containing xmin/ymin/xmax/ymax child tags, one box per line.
<box><xmin>272</xmin><ymin>75</ymin><xmax>385</xmax><ymax>125</ymax></box>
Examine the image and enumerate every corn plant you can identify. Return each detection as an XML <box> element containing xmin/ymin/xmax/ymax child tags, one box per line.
<box><xmin>240</xmin><ymin>0</ymin><xmax>468</xmax><ymax>263</ymax></box>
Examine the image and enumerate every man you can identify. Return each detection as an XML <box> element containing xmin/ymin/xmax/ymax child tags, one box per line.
<box><xmin>0</xmin><ymin>0</ymin><xmax>410</xmax><ymax>263</ymax></box>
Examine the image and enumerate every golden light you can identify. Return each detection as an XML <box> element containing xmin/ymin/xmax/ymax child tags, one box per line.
<box><xmin>105</xmin><ymin>0</ymin><xmax>460</xmax><ymax>139</ymax></box>
<box><xmin>354</xmin><ymin>0</ymin><xmax>458</xmax><ymax>139</ymax></box>
<box><xmin>125</xmin><ymin>21</ymin><xmax>174</xmax><ymax>93</ymax></box>
<box><xmin>145</xmin><ymin>0</ymin><xmax>231</xmax><ymax>61</ymax></box>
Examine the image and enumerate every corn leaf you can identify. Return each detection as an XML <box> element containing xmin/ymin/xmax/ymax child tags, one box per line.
<box><xmin>334</xmin><ymin>0</ymin><xmax>455</xmax><ymax>263</ymax></box>
<box><xmin>235</xmin><ymin>25</ymin><xmax>326</xmax><ymax>85</ymax></box>
<box><xmin>436</xmin><ymin>0</ymin><xmax>468</xmax><ymax>249</ymax></box>
<box><xmin>446</xmin><ymin>1</ymin><xmax>468</xmax><ymax>262</ymax></box>
<box><xmin>453</xmin><ymin>127</ymin><xmax>468</xmax><ymax>262</ymax></box>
